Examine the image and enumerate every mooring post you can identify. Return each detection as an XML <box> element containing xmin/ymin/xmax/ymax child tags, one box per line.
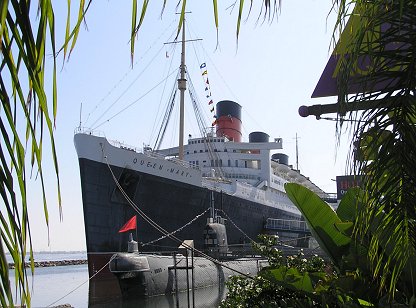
<box><xmin>191</xmin><ymin>248</ymin><xmax>195</xmax><ymax>307</ymax></box>
<box><xmin>186</xmin><ymin>249</ymin><xmax>190</xmax><ymax>308</ymax></box>
<box><xmin>173</xmin><ymin>252</ymin><xmax>179</xmax><ymax>308</ymax></box>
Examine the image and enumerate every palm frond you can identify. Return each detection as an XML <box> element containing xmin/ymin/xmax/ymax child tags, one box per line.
<box><xmin>334</xmin><ymin>0</ymin><xmax>416</xmax><ymax>299</ymax></box>
<box><xmin>130</xmin><ymin>1</ymin><xmax>281</xmax><ymax>58</ymax></box>
<box><xmin>0</xmin><ymin>1</ymin><xmax>84</xmax><ymax>306</ymax></box>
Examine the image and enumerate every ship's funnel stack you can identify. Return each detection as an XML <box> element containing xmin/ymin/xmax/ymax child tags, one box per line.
<box><xmin>215</xmin><ymin>100</ymin><xmax>242</xmax><ymax>142</ymax></box>
<box><xmin>249</xmin><ymin>131</ymin><xmax>270</xmax><ymax>154</ymax></box>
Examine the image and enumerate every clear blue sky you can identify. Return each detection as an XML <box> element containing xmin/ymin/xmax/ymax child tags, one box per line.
<box><xmin>27</xmin><ymin>1</ymin><xmax>352</xmax><ymax>251</ymax></box>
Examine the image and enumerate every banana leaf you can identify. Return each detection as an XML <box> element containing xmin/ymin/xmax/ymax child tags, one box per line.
<box><xmin>336</xmin><ymin>187</ymin><xmax>362</xmax><ymax>222</ymax></box>
<box><xmin>285</xmin><ymin>183</ymin><xmax>351</xmax><ymax>266</ymax></box>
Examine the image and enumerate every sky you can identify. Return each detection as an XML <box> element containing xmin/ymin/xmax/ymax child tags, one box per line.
<box><xmin>25</xmin><ymin>1</ymin><xmax>354</xmax><ymax>252</ymax></box>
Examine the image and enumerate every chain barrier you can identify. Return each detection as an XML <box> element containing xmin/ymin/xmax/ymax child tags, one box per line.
<box><xmin>143</xmin><ymin>207</ymin><xmax>210</xmax><ymax>246</ymax></box>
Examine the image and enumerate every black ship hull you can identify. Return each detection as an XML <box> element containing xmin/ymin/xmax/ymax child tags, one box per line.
<box><xmin>78</xmin><ymin>157</ymin><xmax>302</xmax><ymax>278</ymax></box>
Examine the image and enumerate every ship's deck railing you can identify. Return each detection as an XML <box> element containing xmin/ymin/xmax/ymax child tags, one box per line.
<box><xmin>75</xmin><ymin>127</ymin><xmax>200</xmax><ymax>170</ymax></box>
<box><xmin>323</xmin><ymin>193</ymin><xmax>338</xmax><ymax>203</ymax></box>
<box><xmin>201</xmin><ymin>178</ymin><xmax>233</xmax><ymax>193</ymax></box>
<box><xmin>76</xmin><ymin>127</ymin><xmax>140</xmax><ymax>151</ymax></box>
<box><xmin>264</xmin><ymin>218</ymin><xmax>310</xmax><ymax>233</ymax></box>
<box><xmin>75</xmin><ymin>126</ymin><xmax>106</xmax><ymax>138</ymax></box>
<box><xmin>165</xmin><ymin>156</ymin><xmax>200</xmax><ymax>170</ymax></box>
<box><xmin>130</xmin><ymin>147</ymin><xmax>200</xmax><ymax>171</ymax></box>
<box><xmin>109</xmin><ymin>140</ymin><xmax>140</xmax><ymax>153</ymax></box>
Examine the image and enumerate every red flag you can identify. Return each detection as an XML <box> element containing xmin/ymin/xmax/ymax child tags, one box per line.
<box><xmin>118</xmin><ymin>216</ymin><xmax>136</xmax><ymax>233</ymax></box>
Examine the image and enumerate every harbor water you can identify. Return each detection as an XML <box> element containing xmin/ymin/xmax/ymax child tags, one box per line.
<box><xmin>8</xmin><ymin>252</ymin><xmax>227</xmax><ymax>308</ymax></box>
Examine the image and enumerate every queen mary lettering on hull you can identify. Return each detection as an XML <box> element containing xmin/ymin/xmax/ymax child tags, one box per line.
<box><xmin>74</xmin><ymin>19</ymin><xmax>329</xmax><ymax>279</ymax></box>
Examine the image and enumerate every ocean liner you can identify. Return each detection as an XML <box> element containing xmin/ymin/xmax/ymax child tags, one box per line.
<box><xmin>74</xmin><ymin>20</ymin><xmax>329</xmax><ymax>278</ymax></box>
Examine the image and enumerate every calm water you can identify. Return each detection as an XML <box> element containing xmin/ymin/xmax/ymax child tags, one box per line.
<box><xmin>8</xmin><ymin>252</ymin><xmax>226</xmax><ymax>308</ymax></box>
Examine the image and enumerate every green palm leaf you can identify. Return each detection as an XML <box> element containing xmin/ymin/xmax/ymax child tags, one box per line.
<box><xmin>334</xmin><ymin>0</ymin><xmax>415</xmax><ymax>299</ymax></box>
<box><xmin>0</xmin><ymin>1</ymin><xmax>87</xmax><ymax>306</ymax></box>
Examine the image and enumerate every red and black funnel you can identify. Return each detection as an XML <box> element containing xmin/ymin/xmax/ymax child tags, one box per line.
<box><xmin>215</xmin><ymin>100</ymin><xmax>242</xmax><ymax>142</ymax></box>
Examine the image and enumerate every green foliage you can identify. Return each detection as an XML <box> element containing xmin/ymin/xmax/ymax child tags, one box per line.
<box><xmin>1</xmin><ymin>1</ymin><xmax>88</xmax><ymax>307</ymax></box>
<box><xmin>221</xmin><ymin>235</ymin><xmax>371</xmax><ymax>307</ymax></box>
<box><xmin>252</xmin><ymin>235</ymin><xmax>284</xmax><ymax>268</ymax></box>
<box><xmin>131</xmin><ymin>1</ymin><xmax>281</xmax><ymax>45</ymax></box>
<box><xmin>284</xmin><ymin>183</ymin><xmax>351</xmax><ymax>268</ymax></box>
<box><xmin>333</xmin><ymin>0</ymin><xmax>416</xmax><ymax>300</ymax></box>
<box><xmin>222</xmin><ymin>237</ymin><xmax>329</xmax><ymax>307</ymax></box>
<box><xmin>286</xmin><ymin>182</ymin><xmax>415</xmax><ymax>305</ymax></box>
<box><xmin>223</xmin><ymin>181</ymin><xmax>414</xmax><ymax>307</ymax></box>
<box><xmin>222</xmin><ymin>275</ymin><xmax>321</xmax><ymax>308</ymax></box>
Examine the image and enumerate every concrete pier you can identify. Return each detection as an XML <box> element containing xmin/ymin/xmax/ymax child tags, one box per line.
<box><xmin>8</xmin><ymin>259</ymin><xmax>87</xmax><ymax>269</ymax></box>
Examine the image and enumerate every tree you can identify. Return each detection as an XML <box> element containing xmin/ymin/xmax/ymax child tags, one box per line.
<box><xmin>333</xmin><ymin>0</ymin><xmax>416</xmax><ymax>299</ymax></box>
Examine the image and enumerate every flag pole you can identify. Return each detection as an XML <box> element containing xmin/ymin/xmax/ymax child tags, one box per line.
<box><xmin>135</xmin><ymin>215</ymin><xmax>138</xmax><ymax>245</ymax></box>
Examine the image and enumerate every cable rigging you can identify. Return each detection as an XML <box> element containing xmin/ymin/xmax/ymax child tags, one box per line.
<box><xmin>152</xmin><ymin>70</ymin><xmax>180</xmax><ymax>151</ymax></box>
<box><xmin>103</xmin><ymin>152</ymin><xmax>255</xmax><ymax>279</ymax></box>
<box><xmin>91</xmin><ymin>69</ymin><xmax>178</xmax><ymax>130</ymax></box>
<box><xmin>148</xmin><ymin>37</ymin><xmax>180</xmax><ymax>145</ymax></box>
<box><xmin>84</xmin><ymin>20</ymin><xmax>179</xmax><ymax>130</ymax></box>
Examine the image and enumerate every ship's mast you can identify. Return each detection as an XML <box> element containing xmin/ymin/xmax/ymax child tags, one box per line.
<box><xmin>160</xmin><ymin>17</ymin><xmax>201</xmax><ymax>155</ymax></box>
<box><xmin>178</xmin><ymin>19</ymin><xmax>187</xmax><ymax>160</ymax></box>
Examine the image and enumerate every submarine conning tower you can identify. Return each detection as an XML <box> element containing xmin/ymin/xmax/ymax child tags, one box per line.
<box><xmin>215</xmin><ymin>100</ymin><xmax>242</xmax><ymax>142</ymax></box>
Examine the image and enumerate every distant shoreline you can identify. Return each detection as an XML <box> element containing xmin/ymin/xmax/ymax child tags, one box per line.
<box><xmin>8</xmin><ymin>259</ymin><xmax>87</xmax><ymax>269</ymax></box>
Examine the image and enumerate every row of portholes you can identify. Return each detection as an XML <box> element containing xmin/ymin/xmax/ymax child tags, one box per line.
<box><xmin>188</xmin><ymin>138</ymin><xmax>225</xmax><ymax>144</ymax></box>
<box><xmin>202</xmin><ymin>173</ymin><xmax>257</xmax><ymax>180</ymax></box>
<box><xmin>187</xmin><ymin>148</ymin><xmax>235</xmax><ymax>154</ymax></box>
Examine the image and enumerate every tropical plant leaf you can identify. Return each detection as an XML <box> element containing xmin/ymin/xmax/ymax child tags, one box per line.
<box><xmin>0</xmin><ymin>1</ymin><xmax>87</xmax><ymax>305</ymax></box>
<box><xmin>334</xmin><ymin>0</ymin><xmax>415</xmax><ymax>299</ymax></box>
<box><xmin>334</xmin><ymin>221</ymin><xmax>354</xmax><ymax>237</ymax></box>
<box><xmin>60</xmin><ymin>0</ymin><xmax>92</xmax><ymax>60</ymax></box>
<box><xmin>131</xmin><ymin>0</ymin><xmax>149</xmax><ymax>64</ymax></box>
<box><xmin>336</xmin><ymin>187</ymin><xmax>362</xmax><ymax>222</ymax></box>
<box><xmin>355</xmin><ymin>128</ymin><xmax>393</xmax><ymax>162</ymax></box>
<box><xmin>285</xmin><ymin>183</ymin><xmax>351</xmax><ymax>266</ymax></box>
<box><xmin>266</xmin><ymin>266</ymin><xmax>314</xmax><ymax>293</ymax></box>
<box><xmin>213</xmin><ymin>0</ymin><xmax>218</xmax><ymax>29</ymax></box>
<box><xmin>236</xmin><ymin>0</ymin><xmax>244</xmax><ymax>40</ymax></box>
<box><xmin>0</xmin><ymin>0</ymin><xmax>8</xmax><ymax>47</ymax></box>
<box><xmin>131</xmin><ymin>0</ymin><xmax>137</xmax><ymax>63</ymax></box>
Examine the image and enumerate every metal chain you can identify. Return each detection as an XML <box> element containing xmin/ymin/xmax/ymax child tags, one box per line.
<box><xmin>143</xmin><ymin>207</ymin><xmax>210</xmax><ymax>246</ymax></box>
<box><xmin>217</xmin><ymin>209</ymin><xmax>257</xmax><ymax>243</ymax></box>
